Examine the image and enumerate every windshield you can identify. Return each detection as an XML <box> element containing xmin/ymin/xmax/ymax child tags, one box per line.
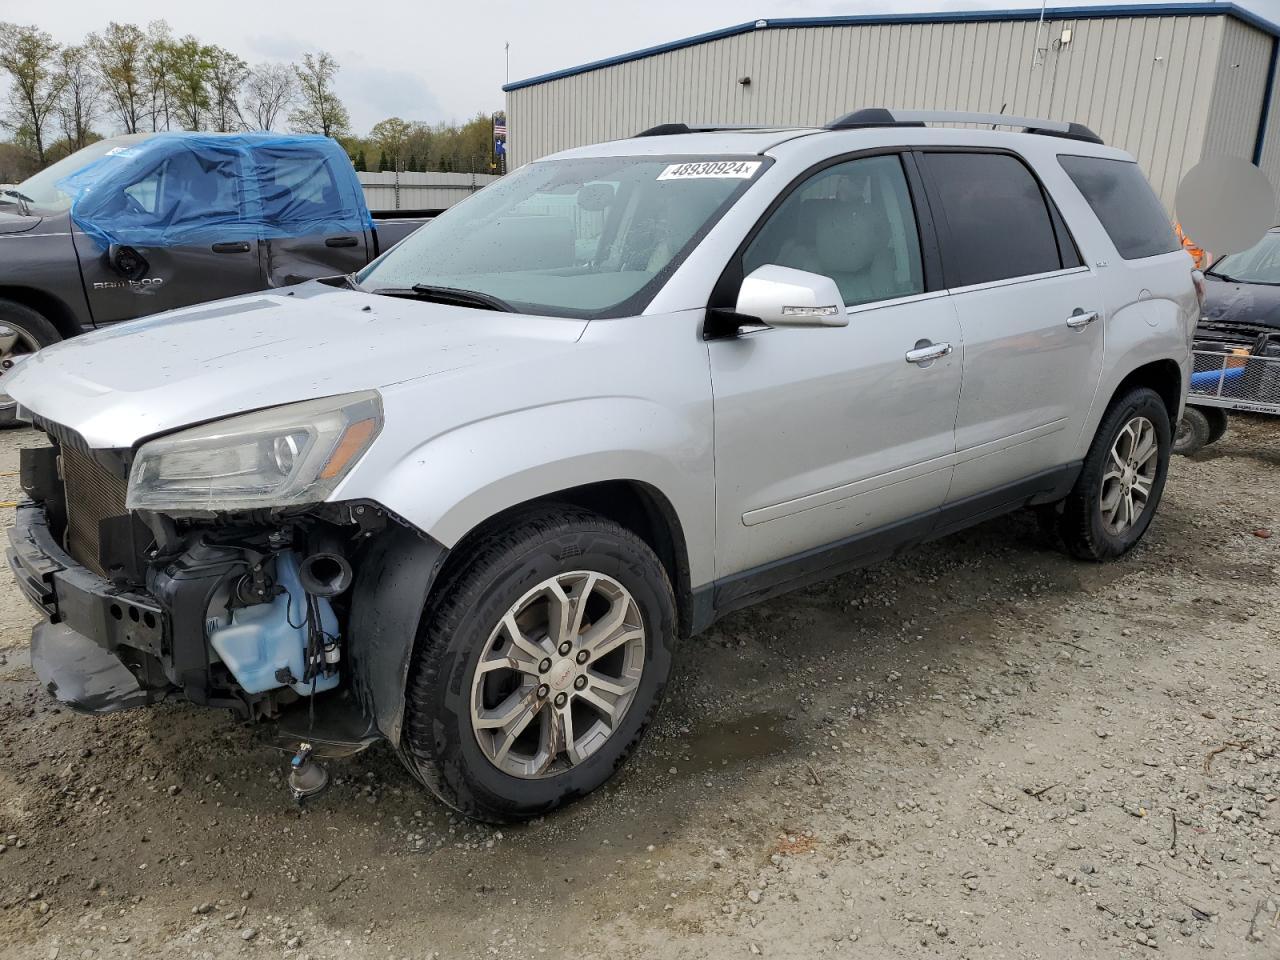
<box><xmin>1209</xmin><ymin>230</ymin><xmax>1280</xmax><ymax>285</ymax></box>
<box><xmin>11</xmin><ymin>138</ymin><xmax>142</xmax><ymax>212</ymax></box>
<box><xmin>357</xmin><ymin>155</ymin><xmax>768</xmax><ymax>318</ymax></box>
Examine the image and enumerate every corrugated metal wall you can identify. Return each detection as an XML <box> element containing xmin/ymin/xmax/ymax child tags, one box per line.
<box><xmin>358</xmin><ymin>171</ymin><xmax>501</xmax><ymax>211</ymax></box>
<box><xmin>1204</xmin><ymin>17</ymin><xmax>1272</xmax><ymax>161</ymax></box>
<box><xmin>507</xmin><ymin>14</ymin><xmax>1266</xmax><ymax>207</ymax></box>
<box><xmin>1259</xmin><ymin>48</ymin><xmax>1280</xmax><ymax>186</ymax></box>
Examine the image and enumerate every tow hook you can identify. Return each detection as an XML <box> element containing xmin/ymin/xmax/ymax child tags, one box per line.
<box><xmin>287</xmin><ymin>742</ymin><xmax>329</xmax><ymax>804</ymax></box>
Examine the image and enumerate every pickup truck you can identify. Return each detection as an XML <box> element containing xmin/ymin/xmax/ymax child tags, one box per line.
<box><xmin>0</xmin><ymin>132</ymin><xmax>431</xmax><ymax>401</ymax></box>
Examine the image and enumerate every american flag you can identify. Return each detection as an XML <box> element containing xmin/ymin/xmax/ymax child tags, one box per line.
<box><xmin>493</xmin><ymin>117</ymin><xmax>507</xmax><ymax>138</ymax></box>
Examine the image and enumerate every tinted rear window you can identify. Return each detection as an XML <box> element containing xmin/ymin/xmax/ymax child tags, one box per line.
<box><xmin>1058</xmin><ymin>155</ymin><xmax>1180</xmax><ymax>260</ymax></box>
<box><xmin>921</xmin><ymin>152</ymin><xmax>1065</xmax><ymax>287</ymax></box>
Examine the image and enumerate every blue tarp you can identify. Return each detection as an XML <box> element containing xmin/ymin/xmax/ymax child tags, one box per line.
<box><xmin>57</xmin><ymin>132</ymin><xmax>373</xmax><ymax>250</ymax></box>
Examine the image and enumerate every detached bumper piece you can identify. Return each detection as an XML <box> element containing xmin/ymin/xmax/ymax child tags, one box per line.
<box><xmin>8</xmin><ymin>502</ymin><xmax>169</xmax><ymax>714</ymax></box>
<box><xmin>30</xmin><ymin>621</ymin><xmax>159</xmax><ymax>714</ymax></box>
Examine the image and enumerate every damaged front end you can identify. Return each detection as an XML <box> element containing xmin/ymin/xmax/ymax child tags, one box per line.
<box><xmin>7</xmin><ymin>404</ymin><xmax>447</xmax><ymax>791</ymax></box>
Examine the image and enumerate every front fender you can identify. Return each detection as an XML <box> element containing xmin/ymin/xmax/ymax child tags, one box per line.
<box><xmin>347</xmin><ymin>522</ymin><xmax>447</xmax><ymax>743</ymax></box>
<box><xmin>336</xmin><ymin>392</ymin><xmax>716</xmax><ymax>589</ymax></box>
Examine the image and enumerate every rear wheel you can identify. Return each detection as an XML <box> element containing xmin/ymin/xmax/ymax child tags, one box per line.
<box><xmin>1061</xmin><ymin>387</ymin><xmax>1171</xmax><ymax>561</ymax></box>
<box><xmin>400</xmin><ymin>507</ymin><xmax>676</xmax><ymax>822</ymax></box>
<box><xmin>0</xmin><ymin>299</ymin><xmax>60</xmax><ymax>355</ymax></box>
<box><xmin>0</xmin><ymin>299</ymin><xmax>60</xmax><ymax>429</ymax></box>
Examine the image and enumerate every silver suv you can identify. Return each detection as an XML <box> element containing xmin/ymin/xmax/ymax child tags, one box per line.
<box><xmin>6</xmin><ymin>109</ymin><xmax>1197</xmax><ymax>821</ymax></box>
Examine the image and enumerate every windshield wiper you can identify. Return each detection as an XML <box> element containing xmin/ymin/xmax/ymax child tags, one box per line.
<box><xmin>0</xmin><ymin>189</ymin><xmax>31</xmax><ymax>215</ymax></box>
<box><xmin>369</xmin><ymin>284</ymin><xmax>513</xmax><ymax>312</ymax></box>
<box><xmin>1205</xmin><ymin>269</ymin><xmax>1280</xmax><ymax>286</ymax></box>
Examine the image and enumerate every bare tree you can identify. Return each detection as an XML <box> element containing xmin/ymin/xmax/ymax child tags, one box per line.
<box><xmin>290</xmin><ymin>52</ymin><xmax>349</xmax><ymax>138</ymax></box>
<box><xmin>56</xmin><ymin>43</ymin><xmax>99</xmax><ymax>151</ymax></box>
<box><xmin>242</xmin><ymin>62</ymin><xmax>294</xmax><ymax>131</ymax></box>
<box><xmin>206</xmin><ymin>46</ymin><xmax>247</xmax><ymax>132</ymax></box>
<box><xmin>89</xmin><ymin>21</ymin><xmax>149</xmax><ymax>134</ymax></box>
<box><xmin>0</xmin><ymin>22</ymin><xmax>65</xmax><ymax>166</ymax></box>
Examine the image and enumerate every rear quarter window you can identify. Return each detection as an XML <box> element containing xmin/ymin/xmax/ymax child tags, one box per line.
<box><xmin>1058</xmin><ymin>155</ymin><xmax>1180</xmax><ymax>260</ymax></box>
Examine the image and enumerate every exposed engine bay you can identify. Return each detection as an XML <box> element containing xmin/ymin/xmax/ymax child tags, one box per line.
<box><xmin>9</xmin><ymin>420</ymin><xmax>446</xmax><ymax>800</ymax></box>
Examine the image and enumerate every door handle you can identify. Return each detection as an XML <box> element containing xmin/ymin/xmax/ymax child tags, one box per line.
<box><xmin>325</xmin><ymin>236</ymin><xmax>359</xmax><ymax>248</ymax></box>
<box><xmin>1066</xmin><ymin>309</ymin><xmax>1099</xmax><ymax>329</ymax></box>
<box><xmin>905</xmin><ymin>340</ymin><xmax>953</xmax><ymax>365</ymax></box>
<box><xmin>211</xmin><ymin>241</ymin><xmax>252</xmax><ymax>254</ymax></box>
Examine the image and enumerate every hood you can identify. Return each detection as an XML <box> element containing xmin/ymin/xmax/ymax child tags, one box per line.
<box><xmin>0</xmin><ymin>210</ymin><xmax>43</xmax><ymax>235</ymax></box>
<box><xmin>6</xmin><ymin>283</ymin><xmax>587</xmax><ymax>449</ymax></box>
<box><xmin>1201</xmin><ymin>275</ymin><xmax>1280</xmax><ymax>331</ymax></box>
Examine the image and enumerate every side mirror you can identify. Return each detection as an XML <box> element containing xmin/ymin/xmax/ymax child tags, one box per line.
<box><xmin>107</xmin><ymin>243</ymin><xmax>149</xmax><ymax>282</ymax></box>
<box><xmin>735</xmin><ymin>265</ymin><xmax>848</xmax><ymax>328</ymax></box>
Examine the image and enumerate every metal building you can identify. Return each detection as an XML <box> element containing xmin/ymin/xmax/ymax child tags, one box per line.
<box><xmin>503</xmin><ymin>2</ymin><xmax>1280</xmax><ymax>206</ymax></box>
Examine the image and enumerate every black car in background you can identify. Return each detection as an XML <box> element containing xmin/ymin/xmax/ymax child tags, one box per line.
<box><xmin>1200</xmin><ymin>227</ymin><xmax>1280</xmax><ymax>351</ymax></box>
<box><xmin>1175</xmin><ymin>227</ymin><xmax>1280</xmax><ymax>453</ymax></box>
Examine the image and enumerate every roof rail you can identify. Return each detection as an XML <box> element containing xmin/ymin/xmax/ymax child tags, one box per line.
<box><xmin>825</xmin><ymin>108</ymin><xmax>1104</xmax><ymax>144</ymax></box>
<box><xmin>635</xmin><ymin>122</ymin><xmax>784</xmax><ymax>137</ymax></box>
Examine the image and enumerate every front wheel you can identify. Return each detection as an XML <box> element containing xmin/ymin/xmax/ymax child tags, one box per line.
<box><xmin>1060</xmin><ymin>387</ymin><xmax>1172</xmax><ymax>561</ymax></box>
<box><xmin>401</xmin><ymin>507</ymin><xmax>676</xmax><ymax>822</ymax></box>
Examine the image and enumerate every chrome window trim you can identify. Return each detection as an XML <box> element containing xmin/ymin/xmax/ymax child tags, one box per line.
<box><xmin>945</xmin><ymin>264</ymin><xmax>1092</xmax><ymax>296</ymax></box>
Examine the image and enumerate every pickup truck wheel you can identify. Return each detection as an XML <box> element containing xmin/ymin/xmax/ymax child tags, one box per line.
<box><xmin>0</xmin><ymin>299</ymin><xmax>60</xmax><ymax>353</ymax></box>
<box><xmin>1061</xmin><ymin>387</ymin><xmax>1171</xmax><ymax>561</ymax></box>
<box><xmin>0</xmin><ymin>299</ymin><xmax>60</xmax><ymax>429</ymax></box>
<box><xmin>1173</xmin><ymin>407</ymin><xmax>1210</xmax><ymax>456</ymax></box>
<box><xmin>401</xmin><ymin>507</ymin><xmax>676</xmax><ymax>822</ymax></box>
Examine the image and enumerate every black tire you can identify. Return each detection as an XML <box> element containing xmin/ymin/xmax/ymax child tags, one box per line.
<box><xmin>1061</xmin><ymin>386</ymin><xmax>1172</xmax><ymax>561</ymax></box>
<box><xmin>1202</xmin><ymin>406</ymin><xmax>1229</xmax><ymax>446</ymax></box>
<box><xmin>400</xmin><ymin>506</ymin><xmax>676</xmax><ymax>822</ymax></box>
<box><xmin>0</xmin><ymin>298</ymin><xmax>61</xmax><ymax>350</ymax></box>
<box><xmin>1173</xmin><ymin>407</ymin><xmax>1210</xmax><ymax>456</ymax></box>
<box><xmin>0</xmin><ymin>299</ymin><xmax>60</xmax><ymax>430</ymax></box>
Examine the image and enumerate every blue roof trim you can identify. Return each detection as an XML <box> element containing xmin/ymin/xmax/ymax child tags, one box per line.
<box><xmin>503</xmin><ymin>3</ymin><xmax>1280</xmax><ymax>92</ymax></box>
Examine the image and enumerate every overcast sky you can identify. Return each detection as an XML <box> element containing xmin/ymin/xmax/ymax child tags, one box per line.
<box><xmin>10</xmin><ymin>0</ymin><xmax>1280</xmax><ymax>135</ymax></box>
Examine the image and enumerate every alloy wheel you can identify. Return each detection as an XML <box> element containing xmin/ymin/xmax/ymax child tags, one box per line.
<box><xmin>0</xmin><ymin>322</ymin><xmax>40</xmax><ymax>367</ymax></box>
<box><xmin>1099</xmin><ymin>415</ymin><xmax>1159</xmax><ymax>535</ymax></box>
<box><xmin>469</xmin><ymin>571</ymin><xmax>646</xmax><ymax>779</ymax></box>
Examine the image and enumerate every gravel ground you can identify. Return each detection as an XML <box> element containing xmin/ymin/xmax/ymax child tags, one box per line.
<box><xmin>0</xmin><ymin>416</ymin><xmax>1277</xmax><ymax>960</ymax></box>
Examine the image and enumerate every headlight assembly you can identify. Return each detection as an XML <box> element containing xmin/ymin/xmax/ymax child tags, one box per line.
<box><xmin>127</xmin><ymin>391</ymin><xmax>383</xmax><ymax>513</ymax></box>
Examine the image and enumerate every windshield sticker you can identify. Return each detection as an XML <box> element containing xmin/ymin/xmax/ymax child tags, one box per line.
<box><xmin>657</xmin><ymin>161</ymin><xmax>761</xmax><ymax>181</ymax></box>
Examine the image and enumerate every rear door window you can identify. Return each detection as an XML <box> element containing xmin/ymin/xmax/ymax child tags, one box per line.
<box><xmin>921</xmin><ymin>152</ymin><xmax>1066</xmax><ymax>287</ymax></box>
<box><xmin>259</xmin><ymin>150</ymin><xmax>347</xmax><ymax>229</ymax></box>
<box><xmin>1058</xmin><ymin>154</ymin><xmax>1180</xmax><ymax>260</ymax></box>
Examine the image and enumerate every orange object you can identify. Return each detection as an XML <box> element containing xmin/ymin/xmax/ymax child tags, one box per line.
<box><xmin>320</xmin><ymin>418</ymin><xmax>379</xmax><ymax>479</ymax></box>
<box><xmin>1175</xmin><ymin>222</ymin><xmax>1208</xmax><ymax>269</ymax></box>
